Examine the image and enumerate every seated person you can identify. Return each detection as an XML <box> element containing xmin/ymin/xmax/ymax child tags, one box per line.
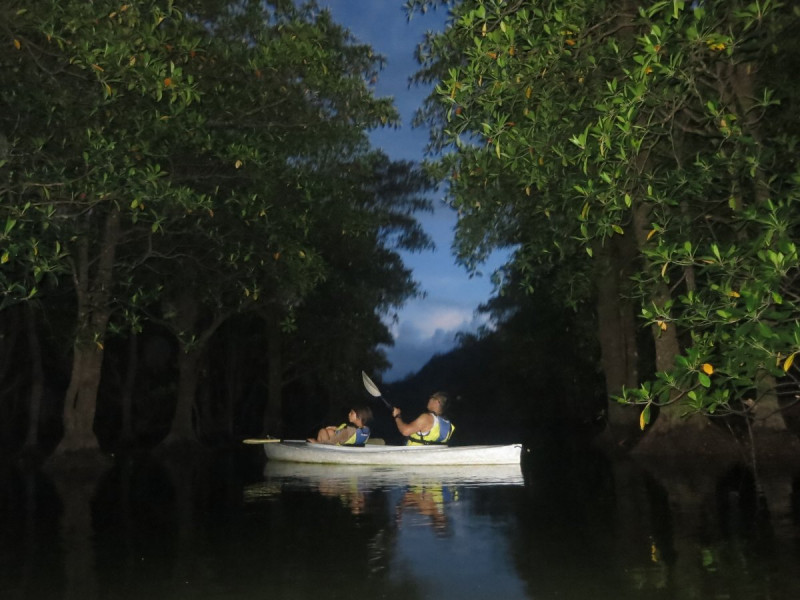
<box><xmin>391</xmin><ymin>392</ymin><xmax>454</xmax><ymax>445</ymax></box>
<box><xmin>308</xmin><ymin>405</ymin><xmax>373</xmax><ymax>445</ymax></box>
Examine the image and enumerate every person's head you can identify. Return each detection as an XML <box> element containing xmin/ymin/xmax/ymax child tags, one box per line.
<box><xmin>427</xmin><ymin>392</ymin><xmax>448</xmax><ymax>415</ymax></box>
<box><xmin>349</xmin><ymin>405</ymin><xmax>373</xmax><ymax>428</ymax></box>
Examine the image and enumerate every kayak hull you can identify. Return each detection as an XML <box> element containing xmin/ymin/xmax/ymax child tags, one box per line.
<box><xmin>262</xmin><ymin>441</ymin><xmax>523</xmax><ymax>465</ymax></box>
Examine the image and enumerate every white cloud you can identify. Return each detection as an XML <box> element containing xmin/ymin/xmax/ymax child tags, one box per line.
<box><xmin>396</xmin><ymin>304</ymin><xmax>474</xmax><ymax>339</ymax></box>
<box><xmin>382</xmin><ymin>299</ymin><xmax>491</xmax><ymax>381</ymax></box>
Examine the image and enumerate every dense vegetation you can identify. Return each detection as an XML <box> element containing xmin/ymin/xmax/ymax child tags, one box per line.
<box><xmin>0</xmin><ymin>0</ymin><xmax>432</xmax><ymax>455</ymax></box>
<box><xmin>405</xmin><ymin>0</ymin><xmax>800</xmax><ymax>454</ymax></box>
<box><xmin>2</xmin><ymin>0</ymin><xmax>799</xmax><ymax>460</ymax></box>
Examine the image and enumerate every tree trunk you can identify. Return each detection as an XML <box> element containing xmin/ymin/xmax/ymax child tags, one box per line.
<box><xmin>722</xmin><ymin>59</ymin><xmax>786</xmax><ymax>436</ymax></box>
<box><xmin>224</xmin><ymin>330</ymin><xmax>244</xmax><ymax>439</ymax></box>
<box><xmin>160</xmin><ymin>292</ymin><xmax>227</xmax><ymax>447</ymax></box>
<box><xmin>120</xmin><ymin>332</ymin><xmax>139</xmax><ymax>446</ymax></box>
<box><xmin>263</xmin><ymin>311</ymin><xmax>283</xmax><ymax>435</ymax></box>
<box><xmin>629</xmin><ymin>203</ymin><xmax>719</xmax><ymax>454</ymax></box>
<box><xmin>594</xmin><ymin>236</ymin><xmax>640</xmax><ymax>442</ymax></box>
<box><xmin>23</xmin><ymin>303</ymin><xmax>44</xmax><ymax>453</ymax></box>
<box><xmin>163</xmin><ymin>346</ymin><xmax>202</xmax><ymax>445</ymax></box>
<box><xmin>56</xmin><ymin>209</ymin><xmax>121</xmax><ymax>455</ymax></box>
<box><xmin>0</xmin><ymin>305</ymin><xmax>23</xmax><ymax>447</ymax></box>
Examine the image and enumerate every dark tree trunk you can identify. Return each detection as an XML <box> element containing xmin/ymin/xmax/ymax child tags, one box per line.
<box><xmin>120</xmin><ymin>332</ymin><xmax>139</xmax><ymax>446</ymax></box>
<box><xmin>223</xmin><ymin>330</ymin><xmax>244</xmax><ymax>438</ymax></box>
<box><xmin>160</xmin><ymin>292</ymin><xmax>226</xmax><ymax>447</ymax></box>
<box><xmin>56</xmin><ymin>209</ymin><xmax>121</xmax><ymax>455</ymax></box>
<box><xmin>630</xmin><ymin>203</ymin><xmax>716</xmax><ymax>454</ymax></box>
<box><xmin>23</xmin><ymin>303</ymin><xmax>44</xmax><ymax>452</ymax></box>
<box><xmin>263</xmin><ymin>312</ymin><xmax>283</xmax><ymax>436</ymax></box>
<box><xmin>594</xmin><ymin>236</ymin><xmax>640</xmax><ymax>442</ymax></box>
<box><xmin>164</xmin><ymin>347</ymin><xmax>202</xmax><ymax>444</ymax></box>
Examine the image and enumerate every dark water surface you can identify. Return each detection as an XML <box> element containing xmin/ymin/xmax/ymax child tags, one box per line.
<box><xmin>1</xmin><ymin>445</ymin><xmax>799</xmax><ymax>600</ymax></box>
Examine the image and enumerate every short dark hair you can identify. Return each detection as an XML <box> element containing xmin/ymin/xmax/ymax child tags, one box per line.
<box><xmin>430</xmin><ymin>392</ymin><xmax>448</xmax><ymax>413</ymax></box>
<box><xmin>353</xmin><ymin>405</ymin><xmax>373</xmax><ymax>425</ymax></box>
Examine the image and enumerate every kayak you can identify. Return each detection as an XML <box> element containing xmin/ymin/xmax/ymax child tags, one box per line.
<box><xmin>261</xmin><ymin>440</ymin><xmax>523</xmax><ymax>465</ymax></box>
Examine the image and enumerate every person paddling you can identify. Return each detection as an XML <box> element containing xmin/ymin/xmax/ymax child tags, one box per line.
<box><xmin>392</xmin><ymin>392</ymin><xmax>454</xmax><ymax>445</ymax></box>
<box><xmin>308</xmin><ymin>405</ymin><xmax>373</xmax><ymax>445</ymax></box>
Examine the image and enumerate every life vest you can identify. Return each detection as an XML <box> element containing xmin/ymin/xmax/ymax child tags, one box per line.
<box><xmin>407</xmin><ymin>413</ymin><xmax>454</xmax><ymax>446</ymax></box>
<box><xmin>336</xmin><ymin>423</ymin><xmax>371</xmax><ymax>446</ymax></box>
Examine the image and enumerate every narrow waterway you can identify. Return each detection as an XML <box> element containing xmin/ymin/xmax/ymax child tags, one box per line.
<box><xmin>1</xmin><ymin>445</ymin><xmax>798</xmax><ymax>600</ymax></box>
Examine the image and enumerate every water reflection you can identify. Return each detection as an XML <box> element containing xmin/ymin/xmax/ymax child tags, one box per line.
<box><xmin>250</xmin><ymin>462</ymin><xmax>525</xmax><ymax>535</ymax></box>
<box><xmin>246</xmin><ymin>461</ymin><xmax>527</xmax><ymax>599</ymax></box>
<box><xmin>1</xmin><ymin>450</ymin><xmax>799</xmax><ymax>600</ymax></box>
<box><xmin>395</xmin><ymin>481</ymin><xmax>453</xmax><ymax>533</ymax></box>
<box><xmin>255</xmin><ymin>462</ymin><xmax>525</xmax><ymax>490</ymax></box>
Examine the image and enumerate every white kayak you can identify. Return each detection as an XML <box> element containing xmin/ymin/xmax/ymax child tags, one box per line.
<box><xmin>260</xmin><ymin>440</ymin><xmax>523</xmax><ymax>465</ymax></box>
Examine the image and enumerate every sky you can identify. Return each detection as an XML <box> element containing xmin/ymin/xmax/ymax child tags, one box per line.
<box><xmin>318</xmin><ymin>1</ymin><xmax>508</xmax><ymax>381</ymax></box>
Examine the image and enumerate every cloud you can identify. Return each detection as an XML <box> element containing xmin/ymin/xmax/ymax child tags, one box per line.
<box><xmin>382</xmin><ymin>299</ymin><xmax>490</xmax><ymax>381</ymax></box>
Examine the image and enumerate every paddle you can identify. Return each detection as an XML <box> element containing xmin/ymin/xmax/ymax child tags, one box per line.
<box><xmin>361</xmin><ymin>371</ymin><xmax>393</xmax><ymax>411</ymax></box>
<box><xmin>242</xmin><ymin>438</ymin><xmax>283</xmax><ymax>444</ymax></box>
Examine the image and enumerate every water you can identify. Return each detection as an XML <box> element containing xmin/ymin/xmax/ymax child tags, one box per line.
<box><xmin>1</xmin><ymin>447</ymin><xmax>798</xmax><ymax>600</ymax></box>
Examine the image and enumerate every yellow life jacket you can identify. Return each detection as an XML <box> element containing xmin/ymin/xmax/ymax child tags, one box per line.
<box><xmin>407</xmin><ymin>414</ymin><xmax>455</xmax><ymax>446</ymax></box>
<box><xmin>335</xmin><ymin>423</ymin><xmax>371</xmax><ymax>445</ymax></box>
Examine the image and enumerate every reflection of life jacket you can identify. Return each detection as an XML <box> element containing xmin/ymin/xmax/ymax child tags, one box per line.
<box><xmin>336</xmin><ymin>423</ymin><xmax>371</xmax><ymax>445</ymax></box>
<box><xmin>407</xmin><ymin>413</ymin><xmax>454</xmax><ymax>446</ymax></box>
<box><xmin>408</xmin><ymin>484</ymin><xmax>459</xmax><ymax>507</ymax></box>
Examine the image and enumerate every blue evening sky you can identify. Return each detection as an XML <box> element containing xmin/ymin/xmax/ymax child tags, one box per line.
<box><xmin>318</xmin><ymin>1</ymin><xmax>508</xmax><ymax>381</ymax></box>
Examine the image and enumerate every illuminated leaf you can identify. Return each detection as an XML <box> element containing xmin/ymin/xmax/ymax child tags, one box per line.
<box><xmin>639</xmin><ymin>404</ymin><xmax>651</xmax><ymax>430</ymax></box>
<box><xmin>785</xmin><ymin>352</ymin><xmax>797</xmax><ymax>372</ymax></box>
<box><xmin>702</xmin><ymin>363</ymin><xmax>714</xmax><ymax>375</ymax></box>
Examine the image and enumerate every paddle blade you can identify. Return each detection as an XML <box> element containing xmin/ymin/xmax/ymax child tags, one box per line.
<box><xmin>361</xmin><ymin>371</ymin><xmax>382</xmax><ymax>397</ymax></box>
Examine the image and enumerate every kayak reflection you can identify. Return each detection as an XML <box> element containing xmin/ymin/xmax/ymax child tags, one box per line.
<box><xmin>258</xmin><ymin>461</ymin><xmax>524</xmax><ymax>488</ymax></box>
<box><xmin>249</xmin><ymin>461</ymin><xmax>525</xmax><ymax>529</ymax></box>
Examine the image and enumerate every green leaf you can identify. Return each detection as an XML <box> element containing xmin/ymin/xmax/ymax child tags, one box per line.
<box><xmin>698</xmin><ymin>372</ymin><xmax>711</xmax><ymax>388</ymax></box>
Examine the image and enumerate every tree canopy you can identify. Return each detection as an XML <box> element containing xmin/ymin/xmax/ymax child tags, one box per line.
<box><xmin>1</xmin><ymin>0</ymin><xmax>433</xmax><ymax>453</ymax></box>
<box><xmin>409</xmin><ymin>0</ymin><xmax>800</xmax><ymax>446</ymax></box>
